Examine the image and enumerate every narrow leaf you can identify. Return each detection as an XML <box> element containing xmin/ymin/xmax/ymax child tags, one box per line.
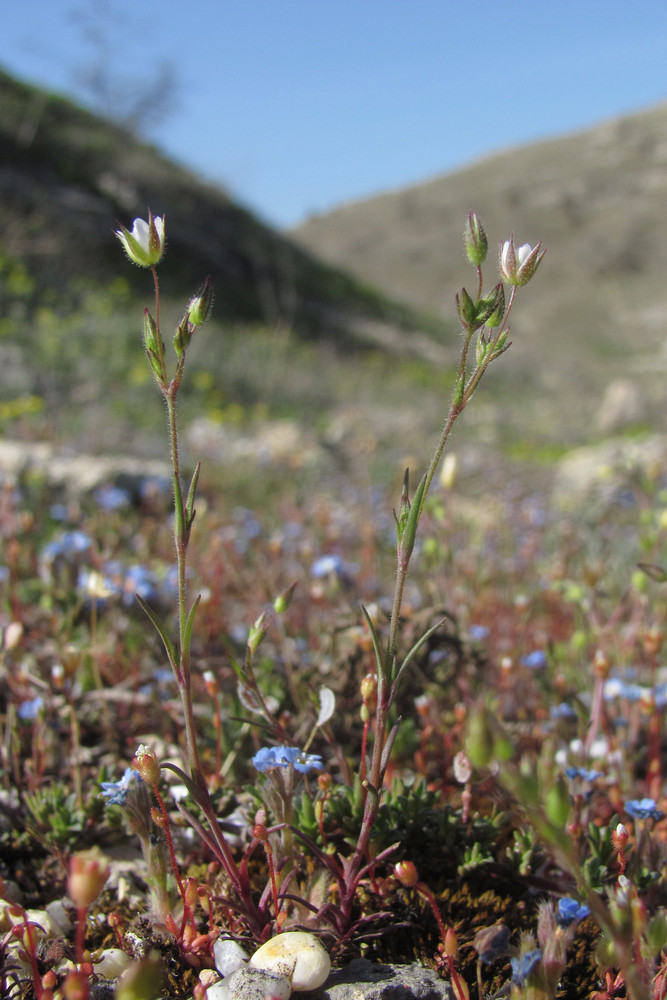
<box><xmin>392</xmin><ymin>616</ymin><xmax>448</xmax><ymax>688</ymax></box>
<box><xmin>182</xmin><ymin>594</ymin><xmax>201</xmax><ymax>660</ymax></box>
<box><xmin>185</xmin><ymin>461</ymin><xmax>201</xmax><ymax>529</ymax></box>
<box><xmin>360</xmin><ymin>603</ymin><xmax>385</xmax><ymax>675</ymax></box>
<box><xmin>135</xmin><ymin>594</ymin><xmax>177</xmax><ymax>671</ymax></box>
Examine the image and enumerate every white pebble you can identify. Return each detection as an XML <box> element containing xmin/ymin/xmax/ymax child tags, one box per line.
<box><xmin>214</xmin><ymin>937</ymin><xmax>250</xmax><ymax>977</ymax></box>
<box><xmin>207</xmin><ymin>966</ymin><xmax>292</xmax><ymax>1000</ymax></box>
<box><xmin>249</xmin><ymin>931</ymin><xmax>331</xmax><ymax>991</ymax></box>
<box><xmin>93</xmin><ymin>948</ymin><xmax>132</xmax><ymax>979</ymax></box>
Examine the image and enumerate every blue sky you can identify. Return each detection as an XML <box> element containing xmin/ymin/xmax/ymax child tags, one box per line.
<box><xmin>1</xmin><ymin>1</ymin><xmax>666</xmax><ymax>228</ymax></box>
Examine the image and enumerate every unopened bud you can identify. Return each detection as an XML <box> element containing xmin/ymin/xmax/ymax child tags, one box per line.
<box><xmin>444</xmin><ymin>928</ymin><xmax>459</xmax><ymax>958</ymax></box>
<box><xmin>463</xmin><ymin>211</ymin><xmax>488</xmax><ymax>266</ymax></box>
<box><xmin>134</xmin><ymin>745</ymin><xmax>161</xmax><ymax>786</ymax></box>
<box><xmin>187</xmin><ymin>276</ymin><xmax>213</xmax><ymax>328</ymax></box>
<box><xmin>274</xmin><ymin>582</ymin><xmax>297</xmax><ymax>615</ymax></box>
<box><xmin>184</xmin><ymin>877</ymin><xmax>198</xmax><ymax>910</ymax></box>
<box><xmin>456</xmin><ymin>287</ymin><xmax>477</xmax><ymax>329</ymax></box>
<box><xmin>593</xmin><ymin>649</ymin><xmax>611</xmax><ymax>679</ymax></box>
<box><xmin>394</xmin><ymin>860</ymin><xmax>419</xmax><ymax>887</ymax></box>
<box><xmin>612</xmin><ymin>823</ymin><xmax>629</xmax><ymax>851</ymax></box>
<box><xmin>248</xmin><ymin>612</ymin><xmax>268</xmax><ymax>655</ymax></box>
<box><xmin>360</xmin><ymin>673</ymin><xmax>377</xmax><ymax>702</ymax></box>
<box><xmin>68</xmin><ymin>848</ymin><xmax>110</xmax><ymax>908</ymax></box>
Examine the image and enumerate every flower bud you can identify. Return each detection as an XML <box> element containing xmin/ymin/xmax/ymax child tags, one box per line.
<box><xmin>184</xmin><ymin>877</ymin><xmax>198</xmax><ymax>910</ymax></box>
<box><xmin>479</xmin><ymin>283</ymin><xmax>505</xmax><ymax>328</ymax></box>
<box><xmin>593</xmin><ymin>649</ymin><xmax>611</xmax><ymax>679</ymax></box>
<box><xmin>68</xmin><ymin>848</ymin><xmax>110</xmax><ymax>908</ymax></box>
<box><xmin>463</xmin><ymin>211</ymin><xmax>488</xmax><ymax>266</ymax></box>
<box><xmin>133</xmin><ymin>745</ymin><xmax>161</xmax><ymax>786</ymax></box>
<box><xmin>444</xmin><ymin>928</ymin><xmax>459</xmax><ymax>958</ymax></box>
<box><xmin>456</xmin><ymin>287</ymin><xmax>477</xmax><ymax>329</ymax></box>
<box><xmin>612</xmin><ymin>822</ymin><xmax>629</xmax><ymax>851</ymax></box>
<box><xmin>187</xmin><ymin>276</ymin><xmax>214</xmax><ymax>328</ymax></box>
<box><xmin>115</xmin><ymin>211</ymin><xmax>166</xmax><ymax>268</ymax></box>
<box><xmin>394</xmin><ymin>860</ymin><xmax>419</xmax><ymax>886</ymax></box>
<box><xmin>274</xmin><ymin>581</ymin><xmax>298</xmax><ymax>615</ymax></box>
<box><xmin>360</xmin><ymin>673</ymin><xmax>377</xmax><ymax>702</ymax></box>
<box><xmin>63</xmin><ymin>969</ymin><xmax>90</xmax><ymax>1000</ymax></box>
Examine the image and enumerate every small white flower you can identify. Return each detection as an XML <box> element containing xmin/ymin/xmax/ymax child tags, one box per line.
<box><xmin>116</xmin><ymin>211</ymin><xmax>165</xmax><ymax>267</ymax></box>
<box><xmin>499</xmin><ymin>234</ymin><xmax>545</xmax><ymax>286</ymax></box>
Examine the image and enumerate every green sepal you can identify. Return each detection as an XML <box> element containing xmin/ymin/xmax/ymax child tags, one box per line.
<box><xmin>135</xmin><ymin>594</ymin><xmax>177</xmax><ymax>673</ymax></box>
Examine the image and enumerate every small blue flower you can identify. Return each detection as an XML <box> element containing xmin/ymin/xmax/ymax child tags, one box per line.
<box><xmin>94</xmin><ymin>484</ymin><xmax>132</xmax><ymax>511</ymax></box>
<box><xmin>556</xmin><ymin>897</ymin><xmax>590</xmax><ymax>927</ymax></box>
<box><xmin>625</xmin><ymin>798</ymin><xmax>665</xmax><ymax>821</ymax></box>
<box><xmin>61</xmin><ymin>530</ymin><xmax>93</xmax><ymax>555</ymax></box>
<box><xmin>551</xmin><ymin>703</ymin><xmax>577</xmax><ymax>721</ymax></box>
<box><xmin>123</xmin><ymin>564</ymin><xmax>159</xmax><ymax>606</ymax></box>
<box><xmin>252</xmin><ymin>746</ymin><xmax>290</xmax><ymax>772</ymax></box>
<box><xmin>310</xmin><ymin>554</ymin><xmax>344</xmax><ymax>578</ymax></box>
<box><xmin>521</xmin><ymin>650</ymin><xmax>547</xmax><ymax>670</ymax></box>
<box><xmin>282</xmin><ymin>747</ymin><xmax>324</xmax><ymax>773</ymax></box>
<box><xmin>468</xmin><ymin>624</ymin><xmax>489</xmax><ymax>642</ymax></box>
<box><xmin>511</xmin><ymin>950</ymin><xmax>542</xmax><ymax>986</ymax></box>
<box><xmin>252</xmin><ymin>745</ymin><xmax>323</xmax><ymax>774</ymax></box>
<box><xmin>100</xmin><ymin>767</ymin><xmax>142</xmax><ymax>806</ymax></box>
<box><xmin>565</xmin><ymin>767</ymin><xmax>603</xmax><ymax>782</ymax></box>
<box><xmin>17</xmin><ymin>696</ymin><xmax>44</xmax><ymax>721</ymax></box>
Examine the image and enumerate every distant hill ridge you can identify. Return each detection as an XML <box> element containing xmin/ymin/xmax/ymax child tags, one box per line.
<box><xmin>292</xmin><ymin>101</ymin><xmax>667</xmax><ymax>398</ymax></box>
<box><xmin>0</xmin><ymin>68</ymin><xmax>431</xmax><ymax>349</ymax></box>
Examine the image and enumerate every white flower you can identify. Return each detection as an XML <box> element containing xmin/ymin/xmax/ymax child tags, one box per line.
<box><xmin>116</xmin><ymin>211</ymin><xmax>165</xmax><ymax>267</ymax></box>
<box><xmin>499</xmin><ymin>234</ymin><xmax>545</xmax><ymax>286</ymax></box>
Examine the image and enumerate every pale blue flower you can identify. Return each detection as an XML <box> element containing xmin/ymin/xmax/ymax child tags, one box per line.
<box><xmin>253</xmin><ymin>745</ymin><xmax>323</xmax><ymax>774</ymax></box>
<box><xmin>511</xmin><ymin>950</ymin><xmax>542</xmax><ymax>985</ymax></box>
<box><xmin>521</xmin><ymin>650</ymin><xmax>547</xmax><ymax>669</ymax></box>
<box><xmin>282</xmin><ymin>747</ymin><xmax>324</xmax><ymax>773</ymax></box>
<box><xmin>556</xmin><ymin>897</ymin><xmax>590</xmax><ymax>927</ymax></box>
<box><xmin>18</xmin><ymin>696</ymin><xmax>44</xmax><ymax>721</ymax></box>
<box><xmin>252</xmin><ymin>746</ymin><xmax>290</xmax><ymax>772</ymax></box>
<box><xmin>100</xmin><ymin>767</ymin><xmax>142</xmax><ymax>806</ymax></box>
<box><xmin>310</xmin><ymin>554</ymin><xmax>344</xmax><ymax>578</ymax></box>
<box><xmin>625</xmin><ymin>798</ymin><xmax>664</xmax><ymax>821</ymax></box>
<box><xmin>565</xmin><ymin>767</ymin><xmax>602</xmax><ymax>782</ymax></box>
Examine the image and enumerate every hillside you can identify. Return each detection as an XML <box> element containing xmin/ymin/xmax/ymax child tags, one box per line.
<box><xmin>0</xmin><ymin>69</ymin><xmax>432</xmax><ymax>348</ymax></box>
<box><xmin>293</xmin><ymin>104</ymin><xmax>667</xmax><ymax>443</ymax></box>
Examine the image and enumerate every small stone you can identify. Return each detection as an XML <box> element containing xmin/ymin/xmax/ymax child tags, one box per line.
<box><xmin>214</xmin><ymin>937</ymin><xmax>250</xmax><ymax>977</ymax></box>
<box><xmin>249</xmin><ymin>931</ymin><xmax>331</xmax><ymax>991</ymax></box>
<box><xmin>93</xmin><ymin>948</ymin><xmax>132</xmax><ymax>979</ymax></box>
<box><xmin>46</xmin><ymin>899</ymin><xmax>73</xmax><ymax>937</ymax></box>
<box><xmin>207</xmin><ymin>966</ymin><xmax>292</xmax><ymax>1000</ymax></box>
